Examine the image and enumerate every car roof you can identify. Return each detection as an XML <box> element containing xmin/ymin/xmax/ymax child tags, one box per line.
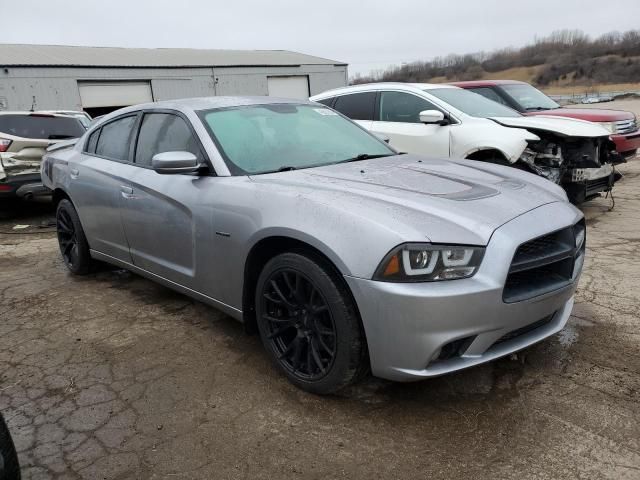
<box><xmin>449</xmin><ymin>80</ymin><xmax>525</xmax><ymax>88</ymax></box>
<box><xmin>310</xmin><ymin>82</ymin><xmax>459</xmax><ymax>99</ymax></box>
<box><xmin>94</xmin><ymin>96</ymin><xmax>312</xmax><ymax>125</ymax></box>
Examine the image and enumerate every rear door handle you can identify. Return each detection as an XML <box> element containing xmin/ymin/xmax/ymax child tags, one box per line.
<box><xmin>120</xmin><ymin>185</ymin><xmax>137</xmax><ymax>199</ymax></box>
<box><xmin>70</xmin><ymin>168</ymin><xmax>79</xmax><ymax>178</ymax></box>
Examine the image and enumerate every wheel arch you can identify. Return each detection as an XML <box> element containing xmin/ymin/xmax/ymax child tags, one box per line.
<box><xmin>52</xmin><ymin>188</ymin><xmax>72</xmax><ymax>207</ymax></box>
<box><xmin>464</xmin><ymin>148</ymin><xmax>511</xmax><ymax>163</ymax></box>
<box><xmin>241</xmin><ymin>235</ymin><xmax>362</xmax><ymax>338</ymax></box>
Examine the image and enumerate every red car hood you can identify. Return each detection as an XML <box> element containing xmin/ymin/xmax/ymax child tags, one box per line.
<box><xmin>526</xmin><ymin>108</ymin><xmax>634</xmax><ymax>122</ymax></box>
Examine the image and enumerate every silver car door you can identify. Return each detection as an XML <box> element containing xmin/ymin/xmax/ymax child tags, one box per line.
<box><xmin>370</xmin><ymin>91</ymin><xmax>451</xmax><ymax>157</ymax></box>
<box><xmin>119</xmin><ymin>111</ymin><xmax>211</xmax><ymax>290</ymax></box>
<box><xmin>68</xmin><ymin>114</ymin><xmax>138</xmax><ymax>262</ymax></box>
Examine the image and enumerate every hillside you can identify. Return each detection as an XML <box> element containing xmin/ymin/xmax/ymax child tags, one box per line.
<box><xmin>352</xmin><ymin>29</ymin><xmax>640</xmax><ymax>91</ymax></box>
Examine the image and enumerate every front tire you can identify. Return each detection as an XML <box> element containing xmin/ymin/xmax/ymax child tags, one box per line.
<box><xmin>56</xmin><ymin>199</ymin><xmax>93</xmax><ymax>275</ymax></box>
<box><xmin>255</xmin><ymin>252</ymin><xmax>367</xmax><ymax>394</ymax></box>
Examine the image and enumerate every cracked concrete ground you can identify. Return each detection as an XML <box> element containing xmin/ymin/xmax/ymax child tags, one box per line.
<box><xmin>1</xmin><ymin>138</ymin><xmax>640</xmax><ymax>477</ymax></box>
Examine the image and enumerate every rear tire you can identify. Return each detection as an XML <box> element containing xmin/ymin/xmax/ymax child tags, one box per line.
<box><xmin>0</xmin><ymin>413</ymin><xmax>21</xmax><ymax>480</ymax></box>
<box><xmin>56</xmin><ymin>199</ymin><xmax>93</xmax><ymax>275</ymax></box>
<box><xmin>255</xmin><ymin>252</ymin><xmax>367</xmax><ymax>394</ymax></box>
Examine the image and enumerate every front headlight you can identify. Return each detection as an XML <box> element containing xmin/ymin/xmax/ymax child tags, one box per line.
<box><xmin>598</xmin><ymin>122</ymin><xmax>617</xmax><ymax>134</ymax></box>
<box><xmin>373</xmin><ymin>243</ymin><xmax>485</xmax><ymax>282</ymax></box>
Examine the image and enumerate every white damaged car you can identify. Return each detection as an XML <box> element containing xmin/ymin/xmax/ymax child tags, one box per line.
<box><xmin>311</xmin><ymin>83</ymin><xmax>622</xmax><ymax>203</ymax></box>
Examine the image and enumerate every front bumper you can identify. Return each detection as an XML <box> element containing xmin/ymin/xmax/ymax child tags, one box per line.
<box><xmin>345</xmin><ymin>202</ymin><xmax>583</xmax><ymax>381</ymax></box>
<box><xmin>611</xmin><ymin>130</ymin><xmax>640</xmax><ymax>156</ymax></box>
<box><xmin>565</xmin><ymin>164</ymin><xmax>615</xmax><ymax>203</ymax></box>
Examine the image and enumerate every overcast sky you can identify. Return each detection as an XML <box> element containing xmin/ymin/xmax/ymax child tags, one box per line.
<box><xmin>3</xmin><ymin>0</ymin><xmax>639</xmax><ymax>76</ymax></box>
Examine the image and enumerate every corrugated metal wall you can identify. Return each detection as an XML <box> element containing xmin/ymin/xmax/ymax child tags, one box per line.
<box><xmin>0</xmin><ymin>64</ymin><xmax>347</xmax><ymax>111</ymax></box>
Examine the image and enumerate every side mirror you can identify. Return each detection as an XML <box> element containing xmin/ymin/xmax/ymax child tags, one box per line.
<box><xmin>152</xmin><ymin>151</ymin><xmax>199</xmax><ymax>174</ymax></box>
<box><xmin>373</xmin><ymin>132</ymin><xmax>391</xmax><ymax>144</ymax></box>
<box><xmin>419</xmin><ymin>110</ymin><xmax>446</xmax><ymax>125</ymax></box>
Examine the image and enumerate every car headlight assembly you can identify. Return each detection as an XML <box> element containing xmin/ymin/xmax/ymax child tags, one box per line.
<box><xmin>598</xmin><ymin>122</ymin><xmax>617</xmax><ymax>134</ymax></box>
<box><xmin>374</xmin><ymin>243</ymin><xmax>485</xmax><ymax>282</ymax></box>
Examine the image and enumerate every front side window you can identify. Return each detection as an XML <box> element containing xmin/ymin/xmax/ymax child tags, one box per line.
<box><xmin>200</xmin><ymin>104</ymin><xmax>393</xmax><ymax>175</ymax></box>
<box><xmin>332</xmin><ymin>92</ymin><xmax>376</xmax><ymax>121</ymax></box>
<box><xmin>135</xmin><ymin>113</ymin><xmax>201</xmax><ymax>167</ymax></box>
<box><xmin>95</xmin><ymin>115</ymin><xmax>136</xmax><ymax>161</ymax></box>
<box><xmin>499</xmin><ymin>84</ymin><xmax>560</xmax><ymax>111</ymax></box>
<box><xmin>427</xmin><ymin>88</ymin><xmax>521</xmax><ymax>118</ymax></box>
<box><xmin>378</xmin><ymin>91</ymin><xmax>439</xmax><ymax>123</ymax></box>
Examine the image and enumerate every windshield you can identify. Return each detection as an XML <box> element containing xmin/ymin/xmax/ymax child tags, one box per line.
<box><xmin>0</xmin><ymin>115</ymin><xmax>86</xmax><ymax>139</ymax></box>
<box><xmin>200</xmin><ymin>104</ymin><xmax>394</xmax><ymax>175</ymax></box>
<box><xmin>427</xmin><ymin>88</ymin><xmax>521</xmax><ymax>118</ymax></box>
<box><xmin>500</xmin><ymin>84</ymin><xmax>560</xmax><ymax>111</ymax></box>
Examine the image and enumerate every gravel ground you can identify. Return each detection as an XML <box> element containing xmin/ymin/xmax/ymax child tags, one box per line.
<box><xmin>1</xmin><ymin>111</ymin><xmax>639</xmax><ymax>478</ymax></box>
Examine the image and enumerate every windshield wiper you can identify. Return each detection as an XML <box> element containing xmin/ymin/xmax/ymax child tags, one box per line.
<box><xmin>524</xmin><ymin>107</ymin><xmax>549</xmax><ymax>111</ymax></box>
<box><xmin>341</xmin><ymin>153</ymin><xmax>394</xmax><ymax>163</ymax></box>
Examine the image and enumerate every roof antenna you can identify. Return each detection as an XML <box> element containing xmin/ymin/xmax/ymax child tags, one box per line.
<box><xmin>30</xmin><ymin>95</ymin><xmax>36</xmax><ymax>112</ymax></box>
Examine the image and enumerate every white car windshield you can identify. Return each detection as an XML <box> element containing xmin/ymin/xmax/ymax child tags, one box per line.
<box><xmin>200</xmin><ymin>104</ymin><xmax>394</xmax><ymax>175</ymax></box>
<box><xmin>428</xmin><ymin>88</ymin><xmax>522</xmax><ymax>118</ymax></box>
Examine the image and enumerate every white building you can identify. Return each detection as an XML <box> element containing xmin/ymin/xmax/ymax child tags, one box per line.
<box><xmin>0</xmin><ymin>44</ymin><xmax>347</xmax><ymax>116</ymax></box>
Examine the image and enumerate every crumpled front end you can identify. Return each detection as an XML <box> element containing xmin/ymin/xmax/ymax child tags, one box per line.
<box><xmin>517</xmin><ymin>132</ymin><xmax>621</xmax><ymax>203</ymax></box>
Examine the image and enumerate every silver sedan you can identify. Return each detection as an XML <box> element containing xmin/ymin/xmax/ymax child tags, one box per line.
<box><xmin>41</xmin><ymin>97</ymin><xmax>585</xmax><ymax>394</ymax></box>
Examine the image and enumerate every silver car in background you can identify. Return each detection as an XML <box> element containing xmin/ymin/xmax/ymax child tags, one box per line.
<box><xmin>41</xmin><ymin>97</ymin><xmax>585</xmax><ymax>394</ymax></box>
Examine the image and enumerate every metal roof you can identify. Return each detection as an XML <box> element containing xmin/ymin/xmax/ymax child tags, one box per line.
<box><xmin>0</xmin><ymin>44</ymin><xmax>346</xmax><ymax>68</ymax></box>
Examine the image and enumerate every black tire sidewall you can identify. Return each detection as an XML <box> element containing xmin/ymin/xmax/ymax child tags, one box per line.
<box><xmin>255</xmin><ymin>252</ymin><xmax>366</xmax><ymax>394</ymax></box>
<box><xmin>56</xmin><ymin>199</ymin><xmax>92</xmax><ymax>275</ymax></box>
<box><xmin>0</xmin><ymin>414</ymin><xmax>21</xmax><ymax>480</ymax></box>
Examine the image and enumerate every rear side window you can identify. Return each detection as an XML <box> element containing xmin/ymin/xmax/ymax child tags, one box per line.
<box><xmin>378</xmin><ymin>91</ymin><xmax>439</xmax><ymax>123</ymax></box>
<box><xmin>134</xmin><ymin>113</ymin><xmax>201</xmax><ymax>167</ymax></box>
<box><xmin>85</xmin><ymin>129</ymin><xmax>100</xmax><ymax>153</ymax></box>
<box><xmin>95</xmin><ymin>116</ymin><xmax>136</xmax><ymax>161</ymax></box>
<box><xmin>0</xmin><ymin>114</ymin><xmax>85</xmax><ymax>140</ymax></box>
<box><xmin>333</xmin><ymin>92</ymin><xmax>376</xmax><ymax>121</ymax></box>
<box><xmin>315</xmin><ymin>97</ymin><xmax>335</xmax><ymax>107</ymax></box>
<box><xmin>469</xmin><ymin>87</ymin><xmax>510</xmax><ymax>106</ymax></box>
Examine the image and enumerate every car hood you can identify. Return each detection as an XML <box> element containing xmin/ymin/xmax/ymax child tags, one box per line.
<box><xmin>526</xmin><ymin>108</ymin><xmax>635</xmax><ymax>122</ymax></box>
<box><xmin>250</xmin><ymin>155</ymin><xmax>567</xmax><ymax>245</ymax></box>
<box><xmin>490</xmin><ymin>115</ymin><xmax>611</xmax><ymax>137</ymax></box>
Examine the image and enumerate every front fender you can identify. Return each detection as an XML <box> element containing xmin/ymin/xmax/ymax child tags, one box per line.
<box><xmin>451</xmin><ymin>124</ymin><xmax>539</xmax><ymax>163</ymax></box>
<box><xmin>245</xmin><ymin>226</ymin><xmax>353</xmax><ymax>276</ymax></box>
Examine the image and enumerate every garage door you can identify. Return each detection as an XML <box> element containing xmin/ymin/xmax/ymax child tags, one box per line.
<box><xmin>267</xmin><ymin>76</ymin><xmax>310</xmax><ymax>100</ymax></box>
<box><xmin>78</xmin><ymin>81</ymin><xmax>153</xmax><ymax>108</ymax></box>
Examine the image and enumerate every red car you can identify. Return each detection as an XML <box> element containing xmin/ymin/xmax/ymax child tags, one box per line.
<box><xmin>451</xmin><ymin>80</ymin><xmax>640</xmax><ymax>159</ymax></box>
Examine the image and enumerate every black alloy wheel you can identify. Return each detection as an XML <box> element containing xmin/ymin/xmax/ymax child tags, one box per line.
<box><xmin>255</xmin><ymin>252</ymin><xmax>368</xmax><ymax>394</ymax></box>
<box><xmin>55</xmin><ymin>199</ymin><xmax>93</xmax><ymax>275</ymax></box>
<box><xmin>261</xmin><ymin>269</ymin><xmax>337</xmax><ymax>380</ymax></box>
<box><xmin>57</xmin><ymin>207</ymin><xmax>79</xmax><ymax>268</ymax></box>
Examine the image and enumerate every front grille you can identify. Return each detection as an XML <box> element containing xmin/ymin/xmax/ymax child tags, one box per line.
<box><xmin>585</xmin><ymin>176</ymin><xmax>613</xmax><ymax>195</ymax></box>
<box><xmin>614</xmin><ymin>118</ymin><xmax>638</xmax><ymax>135</ymax></box>
<box><xmin>492</xmin><ymin>314</ymin><xmax>555</xmax><ymax>347</ymax></box>
<box><xmin>503</xmin><ymin>221</ymin><xmax>585</xmax><ymax>303</ymax></box>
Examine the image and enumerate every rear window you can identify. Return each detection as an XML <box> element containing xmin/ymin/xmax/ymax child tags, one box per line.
<box><xmin>333</xmin><ymin>92</ymin><xmax>376</xmax><ymax>121</ymax></box>
<box><xmin>0</xmin><ymin>114</ymin><xmax>86</xmax><ymax>139</ymax></box>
